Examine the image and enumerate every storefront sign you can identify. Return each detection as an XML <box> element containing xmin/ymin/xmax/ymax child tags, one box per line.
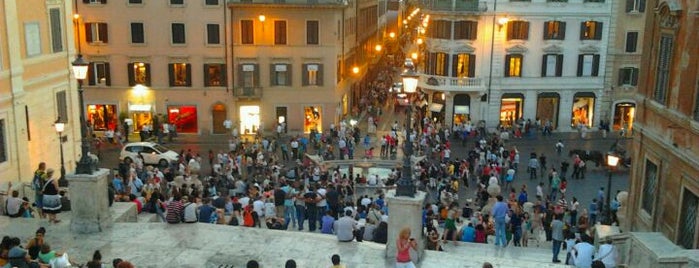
<box><xmin>454</xmin><ymin>105</ymin><xmax>470</xmax><ymax>114</ymax></box>
<box><xmin>128</xmin><ymin>104</ymin><xmax>151</xmax><ymax>111</ymax></box>
<box><xmin>429</xmin><ymin>103</ymin><xmax>444</xmax><ymax>112</ymax></box>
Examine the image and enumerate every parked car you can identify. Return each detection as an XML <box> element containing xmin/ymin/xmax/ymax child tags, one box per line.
<box><xmin>119</xmin><ymin>142</ymin><xmax>179</xmax><ymax>167</ymax></box>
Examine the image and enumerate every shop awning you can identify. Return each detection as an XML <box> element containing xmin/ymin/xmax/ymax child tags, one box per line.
<box><xmin>429</xmin><ymin>103</ymin><xmax>444</xmax><ymax>112</ymax></box>
<box><xmin>454</xmin><ymin>105</ymin><xmax>470</xmax><ymax>114</ymax></box>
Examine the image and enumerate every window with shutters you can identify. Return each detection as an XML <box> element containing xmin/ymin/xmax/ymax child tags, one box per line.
<box><xmin>205</xmin><ymin>0</ymin><xmax>219</xmax><ymax>5</ymax></box>
<box><xmin>580</xmin><ymin>21</ymin><xmax>603</xmax><ymax>40</ymax></box>
<box><xmin>641</xmin><ymin>159</ymin><xmax>658</xmax><ymax>216</ymax></box>
<box><xmin>625</xmin><ymin>0</ymin><xmax>646</xmax><ymax>13</ymax></box>
<box><xmin>625</xmin><ymin>32</ymin><xmax>638</xmax><ymax>53</ymax></box>
<box><xmin>453</xmin><ymin>54</ymin><xmax>475</xmax><ymax>78</ymax></box>
<box><xmin>271</xmin><ymin>64</ymin><xmax>292</xmax><ymax>86</ymax></box>
<box><xmin>88</xmin><ymin>62</ymin><xmax>111</xmax><ymax>86</ymax></box>
<box><xmin>505</xmin><ymin>54</ymin><xmax>523</xmax><ymax>77</ymax></box>
<box><xmin>307</xmin><ymin>21</ymin><xmax>319</xmax><ymax>45</ymax></box>
<box><xmin>56</xmin><ymin>91</ymin><xmax>68</xmax><ymax>123</ymax></box>
<box><xmin>204</xmin><ymin>64</ymin><xmax>226</xmax><ymax>87</ymax></box>
<box><xmin>577</xmin><ymin>54</ymin><xmax>600</xmax><ymax>77</ymax></box>
<box><xmin>49</xmin><ymin>8</ymin><xmax>64</xmax><ymax>53</ymax></box>
<box><xmin>241</xmin><ymin>20</ymin><xmax>254</xmax><ymax>44</ymax></box>
<box><xmin>238</xmin><ymin>64</ymin><xmax>259</xmax><ymax>88</ymax></box>
<box><xmin>618</xmin><ymin>67</ymin><xmax>639</xmax><ymax>86</ymax></box>
<box><xmin>274</xmin><ymin>21</ymin><xmax>287</xmax><ymax>45</ymax></box>
<box><xmin>654</xmin><ymin>35</ymin><xmax>673</xmax><ymax>104</ymax></box>
<box><xmin>543</xmin><ymin>21</ymin><xmax>566</xmax><ymax>40</ymax></box>
<box><xmin>128</xmin><ymin>0</ymin><xmax>142</xmax><ymax>4</ymax></box>
<box><xmin>168</xmin><ymin>63</ymin><xmax>191</xmax><ymax>87</ymax></box>
<box><xmin>453</xmin><ymin>21</ymin><xmax>477</xmax><ymax>40</ymax></box>
<box><xmin>506</xmin><ymin>21</ymin><xmax>529</xmax><ymax>40</ymax></box>
<box><xmin>131</xmin><ymin>22</ymin><xmax>145</xmax><ymax>44</ymax></box>
<box><xmin>425</xmin><ymin>52</ymin><xmax>448</xmax><ymax>76</ymax></box>
<box><xmin>694</xmin><ymin>78</ymin><xmax>699</xmax><ymax>121</ymax></box>
<box><xmin>303</xmin><ymin>64</ymin><xmax>323</xmax><ymax>86</ymax></box>
<box><xmin>0</xmin><ymin>119</ymin><xmax>6</xmax><ymax>163</ymax></box>
<box><xmin>429</xmin><ymin>20</ymin><xmax>451</xmax><ymax>39</ymax></box>
<box><xmin>206</xmin><ymin>24</ymin><xmax>220</xmax><ymax>44</ymax></box>
<box><xmin>541</xmin><ymin>54</ymin><xmax>563</xmax><ymax>77</ymax></box>
<box><xmin>128</xmin><ymin>62</ymin><xmax>150</xmax><ymax>86</ymax></box>
<box><xmin>85</xmin><ymin>22</ymin><xmax>108</xmax><ymax>44</ymax></box>
<box><xmin>171</xmin><ymin>23</ymin><xmax>186</xmax><ymax>44</ymax></box>
<box><xmin>83</xmin><ymin>0</ymin><xmax>107</xmax><ymax>4</ymax></box>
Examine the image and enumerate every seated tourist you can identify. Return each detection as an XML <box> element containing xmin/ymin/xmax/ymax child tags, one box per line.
<box><xmin>459</xmin><ymin>223</ymin><xmax>476</xmax><ymax>243</ymax></box>
<box><xmin>265</xmin><ymin>217</ymin><xmax>285</xmax><ymax>230</ymax></box>
<box><xmin>7</xmin><ymin>237</ymin><xmax>47</xmax><ymax>268</ymax></box>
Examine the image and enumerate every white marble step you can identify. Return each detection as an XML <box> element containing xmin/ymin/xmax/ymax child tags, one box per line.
<box><xmin>424</xmin><ymin>242</ymin><xmax>571</xmax><ymax>268</ymax></box>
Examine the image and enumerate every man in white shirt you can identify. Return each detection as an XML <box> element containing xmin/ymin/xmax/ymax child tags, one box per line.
<box><xmin>5</xmin><ymin>190</ymin><xmax>24</xmax><ymax>217</ymax></box>
<box><xmin>595</xmin><ymin>241</ymin><xmax>617</xmax><ymax>268</ymax></box>
<box><xmin>253</xmin><ymin>197</ymin><xmax>266</xmax><ymax>220</ymax></box>
<box><xmin>334</xmin><ymin>210</ymin><xmax>358</xmax><ymax>242</ymax></box>
<box><xmin>182</xmin><ymin>196</ymin><xmax>198</xmax><ymax>223</ymax></box>
<box><xmin>316</xmin><ymin>185</ymin><xmax>327</xmax><ymax>224</ymax></box>
<box><xmin>571</xmin><ymin>237</ymin><xmax>595</xmax><ymax>268</ymax></box>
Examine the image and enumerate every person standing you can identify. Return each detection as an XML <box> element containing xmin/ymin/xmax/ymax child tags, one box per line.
<box><xmin>555</xmin><ymin>140</ymin><xmax>564</xmax><ymax>157</ymax></box>
<box><xmin>491</xmin><ymin>195</ymin><xmax>509</xmax><ymax>247</ymax></box>
<box><xmin>570</xmin><ymin>197</ymin><xmax>579</xmax><ymax>226</ymax></box>
<box><xmin>42</xmin><ymin>169</ymin><xmax>62</xmax><ymax>223</ymax></box>
<box><xmin>395</xmin><ymin>227</ymin><xmax>418</xmax><ymax>268</ymax></box>
<box><xmin>32</xmin><ymin>162</ymin><xmax>48</xmax><ymax>219</ymax></box>
<box><xmin>551</xmin><ymin>214</ymin><xmax>565</xmax><ymax>263</ymax></box>
<box><xmin>528</xmin><ymin>154</ymin><xmax>539</xmax><ymax>181</ymax></box>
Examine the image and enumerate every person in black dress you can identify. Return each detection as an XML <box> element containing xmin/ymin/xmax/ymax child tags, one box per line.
<box><xmin>41</xmin><ymin>169</ymin><xmax>62</xmax><ymax>223</ymax></box>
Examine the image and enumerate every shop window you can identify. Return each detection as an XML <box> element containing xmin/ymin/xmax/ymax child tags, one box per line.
<box><xmin>0</xmin><ymin>119</ymin><xmax>6</xmax><ymax>163</ymax></box>
<box><xmin>131</xmin><ymin>22</ymin><xmax>145</xmax><ymax>44</ymax></box>
<box><xmin>500</xmin><ymin>96</ymin><xmax>523</xmax><ymax>128</ymax></box>
<box><xmin>87</xmin><ymin>104</ymin><xmax>117</xmax><ymax>131</ymax></box>
<box><xmin>454</xmin><ymin>21</ymin><xmax>477</xmax><ymax>40</ymax></box>
<box><xmin>576</xmin><ymin>54</ymin><xmax>600</xmax><ymax>77</ymax></box>
<box><xmin>85</xmin><ymin>22</ymin><xmax>108</xmax><ymax>44</ymax></box>
<box><xmin>571</xmin><ymin>94</ymin><xmax>595</xmax><ymax>127</ymax></box>
<box><xmin>536</xmin><ymin>94</ymin><xmax>560</xmax><ymax>129</ymax></box>
<box><xmin>241</xmin><ymin>20</ymin><xmax>254</xmax><ymax>44</ymax></box>
<box><xmin>304</xmin><ymin>106</ymin><xmax>322</xmax><ymax>133</ymax></box>
<box><xmin>505</xmin><ymin>54</ymin><xmax>523</xmax><ymax>77</ymax></box>
<box><xmin>654</xmin><ymin>35</ymin><xmax>673</xmax><ymax>105</ymax></box>
<box><xmin>641</xmin><ymin>160</ymin><xmax>658</xmax><ymax>216</ymax></box>
<box><xmin>167</xmin><ymin>105</ymin><xmax>198</xmax><ymax>133</ymax></box>
<box><xmin>506</xmin><ymin>21</ymin><xmax>529</xmax><ymax>41</ymax></box>
<box><xmin>204</xmin><ymin>64</ymin><xmax>226</xmax><ymax>87</ymax></box>
<box><xmin>303</xmin><ymin>64</ymin><xmax>323</xmax><ymax>86</ymax></box>
<box><xmin>543</xmin><ymin>21</ymin><xmax>566</xmax><ymax>40</ymax></box>
<box><xmin>128</xmin><ymin>62</ymin><xmax>151</xmax><ymax>86</ymax></box>
<box><xmin>88</xmin><ymin>62</ymin><xmax>111</xmax><ymax>86</ymax></box>
<box><xmin>452</xmin><ymin>54</ymin><xmax>475</xmax><ymax>78</ymax></box>
<box><xmin>274</xmin><ymin>21</ymin><xmax>287</xmax><ymax>45</ymax></box>
<box><xmin>168</xmin><ymin>63</ymin><xmax>191</xmax><ymax>87</ymax></box>
<box><xmin>613</xmin><ymin>103</ymin><xmax>635</xmax><ymax>132</ymax></box>
<box><xmin>307</xmin><ymin>21</ymin><xmax>319</xmax><ymax>45</ymax></box>
<box><xmin>580</xmin><ymin>21</ymin><xmax>603</xmax><ymax>40</ymax></box>
<box><xmin>271</xmin><ymin>64</ymin><xmax>292</xmax><ymax>86</ymax></box>
<box><xmin>429</xmin><ymin>20</ymin><xmax>451</xmax><ymax>39</ymax></box>
<box><xmin>239</xmin><ymin>105</ymin><xmax>260</xmax><ymax>135</ymax></box>
<box><xmin>49</xmin><ymin>8</ymin><xmax>63</xmax><ymax>53</ymax></box>
<box><xmin>678</xmin><ymin>189</ymin><xmax>698</xmax><ymax>249</ymax></box>
<box><xmin>541</xmin><ymin>54</ymin><xmax>563</xmax><ymax>77</ymax></box>
<box><xmin>171</xmin><ymin>23</ymin><xmax>186</xmax><ymax>44</ymax></box>
<box><xmin>618</xmin><ymin>67</ymin><xmax>639</xmax><ymax>86</ymax></box>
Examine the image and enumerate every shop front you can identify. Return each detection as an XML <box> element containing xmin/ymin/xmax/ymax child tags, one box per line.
<box><xmin>500</xmin><ymin>93</ymin><xmax>524</xmax><ymax>128</ymax></box>
<box><xmin>536</xmin><ymin>92</ymin><xmax>560</xmax><ymax>129</ymax></box>
<box><xmin>304</xmin><ymin>106</ymin><xmax>322</xmax><ymax>133</ymax></box>
<box><xmin>212</xmin><ymin>104</ymin><xmax>227</xmax><ymax>134</ymax></box>
<box><xmin>430</xmin><ymin>92</ymin><xmax>445</xmax><ymax>123</ymax></box>
<box><xmin>240</xmin><ymin>105</ymin><xmax>261</xmax><ymax>135</ymax></box>
<box><xmin>571</xmin><ymin>92</ymin><xmax>595</xmax><ymax>128</ymax></box>
<box><xmin>167</xmin><ymin>105</ymin><xmax>198</xmax><ymax>133</ymax></box>
<box><xmin>613</xmin><ymin>102</ymin><xmax>635</xmax><ymax>132</ymax></box>
<box><xmin>452</xmin><ymin>93</ymin><xmax>471</xmax><ymax>127</ymax></box>
<box><xmin>276</xmin><ymin>106</ymin><xmax>288</xmax><ymax>133</ymax></box>
<box><xmin>87</xmin><ymin>104</ymin><xmax>118</xmax><ymax>131</ymax></box>
<box><xmin>128</xmin><ymin>103</ymin><xmax>153</xmax><ymax>133</ymax></box>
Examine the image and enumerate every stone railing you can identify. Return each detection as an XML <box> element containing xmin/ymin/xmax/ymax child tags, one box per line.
<box><xmin>420</xmin><ymin>75</ymin><xmax>483</xmax><ymax>91</ymax></box>
<box><xmin>598</xmin><ymin>232</ymin><xmax>699</xmax><ymax>268</ymax></box>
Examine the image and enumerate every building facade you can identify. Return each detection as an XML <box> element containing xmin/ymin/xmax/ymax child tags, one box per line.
<box><xmin>417</xmin><ymin>0</ymin><xmax>611</xmax><ymax>131</ymax></box>
<box><xmin>625</xmin><ymin>0</ymin><xmax>699</xmax><ymax>249</ymax></box>
<box><xmin>77</xmin><ymin>0</ymin><xmax>232</xmax><ymax>135</ymax></box>
<box><xmin>0</xmin><ymin>0</ymin><xmax>80</xmax><ymax>183</ymax></box>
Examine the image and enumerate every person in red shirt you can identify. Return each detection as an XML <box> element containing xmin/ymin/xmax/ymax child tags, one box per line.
<box><xmin>129</xmin><ymin>194</ymin><xmax>142</xmax><ymax>213</ymax></box>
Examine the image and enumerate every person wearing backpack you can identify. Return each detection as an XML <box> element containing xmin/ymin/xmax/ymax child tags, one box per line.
<box><xmin>31</xmin><ymin>162</ymin><xmax>48</xmax><ymax>219</ymax></box>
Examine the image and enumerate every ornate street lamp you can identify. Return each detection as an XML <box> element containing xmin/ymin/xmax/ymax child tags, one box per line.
<box><xmin>396</xmin><ymin>67</ymin><xmax>419</xmax><ymax>197</ymax></box>
<box><xmin>72</xmin><ymin>55</ymin><xmax>95</xmax><ymax>174</ymax></box>
<box><xmin>54</xmin><ymin>118</ymin><xmax>67</xmax><ymax>186</ymax></box>
<box><xmin>604</xmin><ymin>153</ymin><xmax>620</xmax><ymax>224</ymax></box>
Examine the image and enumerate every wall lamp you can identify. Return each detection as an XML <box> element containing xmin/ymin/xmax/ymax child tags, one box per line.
<box><xmin>498</xmin><ymin>17</ymin><xmax>509</xmax><ymax>31</ymax></box>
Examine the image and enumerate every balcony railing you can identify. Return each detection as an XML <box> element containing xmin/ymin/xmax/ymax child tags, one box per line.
<box><xmin>420</xmin><ymin>75</ymin><xmax>483</xmax><ymax>90</ymax></box>
<box><xmin>421</xmin><ymin>0</ymin><xmax>485</xmax><ymax>12</ymax></box>
<box><xmin>233</xmin><ymin>86</ymin><xmax>263</xmax><ymax>98</ymax></box>
<box><xmin>228</xmin><ymin>0</ymin><xmax>347</xmax><ymax>5</ymax></box>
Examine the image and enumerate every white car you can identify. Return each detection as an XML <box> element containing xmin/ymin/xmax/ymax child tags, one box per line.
<box><xmin>119</xmin><ymin>142</ymin><xmax>179</xmax><ymax>167</ymax></box>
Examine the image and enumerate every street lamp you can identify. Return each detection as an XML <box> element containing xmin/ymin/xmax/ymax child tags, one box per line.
<box><xmin>396</xmin><ymin>67</ymin><xmax>419</xmax><ymax>197</ymax></box>
<box><xmin>605</xmin><ymin>153</ymin><xmax>620</xmax><ymax>224</ymax></box>
<box><xmin>54</xmin><ymin>118</ymin><xmax>67</xmax><ymax>187</ymax></box>
<box><xmin>72</xmin><ymin>54</ymin><xmax>95</xmax><ymax>175</ymax></box>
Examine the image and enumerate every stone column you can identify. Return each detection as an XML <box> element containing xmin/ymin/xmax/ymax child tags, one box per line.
<box><xmin>386</xmin><ymin>190</ymin><xmax>426</xmax><ymax>264</ymax></box>
<box><xmin>66</xmin><ymin>168</ymin><xmax>112</xmax><ymax>234</ymax></box>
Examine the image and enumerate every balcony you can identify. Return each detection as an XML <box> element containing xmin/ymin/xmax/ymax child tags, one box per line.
<box><xmin>421</xmin><ymin>0</ymin><xmax>486</xmax><ymax>13</ymax></box>
<box><xmin>233</xmin><ymin>86</ymin><xmax>263</xmax><ymax>99</ymax></box>
<box><xmin>419</xmin><ymin>75</ymin><xmax>484</xmax><ymax>92</ymax></box>
<box><xmin>228</xmin><ymin>0</ymin><xmax>348</xmax><ymax>6</ymax></box>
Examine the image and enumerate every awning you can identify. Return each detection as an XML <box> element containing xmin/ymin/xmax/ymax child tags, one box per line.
<box><xmin>429</xmin><ymin>103</ymin><xmax>444</xmax><ymax>112</ymax></box>
<box><xmin>454</xmin><ymin>105</ymin><xmax>470</xmax><ymax>114</ymax></box>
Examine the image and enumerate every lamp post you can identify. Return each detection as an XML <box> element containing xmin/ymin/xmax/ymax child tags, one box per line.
<box><xmin>72</xmin><ymin>55</ymin><xmax>95</xmax><ymax>174</ymax></box>
<box><xmin>605</xmin><ymin>153</ymin><xmax>620</xmax><ymax>224</ymax></box>
<box><xmin>54</xmin><ymin>118</ymin><xmax>67</xmax><ymax>187</ymax></box>
<box><xmin>396</xmin><ymin>67</ymin><xmax>419</xmax><ymax>197</ymax></box>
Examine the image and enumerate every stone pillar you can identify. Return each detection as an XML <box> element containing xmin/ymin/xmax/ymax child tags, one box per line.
<box><xmin>66</xmin><ymin>168</ymin><xmax>112</xmax><ymax>233</ymax></box>
<box><xmin>386</xmin><ymin>190</ymin><xmax>426</xmax><ymax>264</ymax></box>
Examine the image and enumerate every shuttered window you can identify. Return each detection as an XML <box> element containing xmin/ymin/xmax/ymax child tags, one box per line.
<box><xmin>507</xmin><ymin>21</ymin><xmax>529</xmax><ymax>40</ymax></box>
<box><xmin>49</xmin><ymin>8</ymin><xmax>63</xmax><ymax>52</ymax></box>
<box><xmin>237</xmin><ymin>64</ymin><xmax>259</xmax><ymax>88</ymax></box>
<box><xmin>653</xmin><ymin>35</ymin><xmax>673</xmax><ymax>104</ymax></box>
<box><xmin>580</xmin><ymin>21</ymin><xmax>603</xmax><ymax>40</ymax></box>
<box><xmin>0</xmin><ymin>119</ymin><xmax>6</xmax><ymax>163</ymax></box>
<box><xmin>168</xmin><ymin>63</ymin><xmax>192</xmax><ymax>87</ymax></box>
<box><xmin>543</xmin><ymin>21</ymin><xmax>566</xmax><ymax>40</ymax></box>
<box><xmin>617</xmin><ymin>67</ymin><xmax>639</xmax><ymax>86</ymax></box>
<box><xmin>87</xmin><ymin>62</ymin><xmax>111</xmax><ymax>86</ymax></box>
<box><xmin>85</xmin><ymin>23</ymin><xmax>108</xmax><ymax>43</ymax></box>
<box><xmin>541</xmin><ymin>54</ymin><xmax>563</xmax><ymax>77</ymax></box>
<box><xmin>131</xmin><ymin>22</ymin><xmax>144</xmax><ymax>44</ymax></box>
<box><xmin>171</xmin><ymin>23</ymin><xmax>186</xmax><ymax>44</ymax></box>
<box><xmin>204</xmin><ymin>64</ymin><xmax>226</xmax><ymax>87</ymax></box>
<box><xmin>453</xmin><ymin>21</ymin><xmax>477</xmax><ymax>40</ymax></box>
<box><xmin>452</xmin><ymin>54</ymin><xmax>476</xmax><ymax>78</ymax></box>
<box><xmin>302</xmin><ymin>64</ymin><xmax>323</xmax><ymax>86</ymax></box>
<box><xmin>241</xmin><ymin>20</ymin><xmax>253</xmax><ymax>44</ymax></box>
<box><xmin>270</xmin><ymin>64</ymin><xmax>292</xmax><ymax>86</ymax></box>
<box><xmin>128</xmin><ymin>62</ymin><xmax>151</xmax><ymax>86</ymax></box>
<box><xmin>56</xmin><ymin>91</ymin><xmax>68</xmax><ymax>123</ymax></box>
<box><xmin>429</xmin><ymin>20</ymin><xmax>451</xmax><ymax>39</ymax></box>
<box><xmin>274</xmin><ymin>21</ymin><xmax>287</xmax><ymax>45</ymax></box>
<box><xmin>207</xmin><ymin>24</ymin><xmax>220</xmax><ymax>44</ymax></box>
<box><xmin>307</xmin><ymin>21</ymin><xmax>319</xmax><ymax>45</ymax></box>
<box><xmin>576</xmin><ymin>54</ymin><xmax>600</xmax><ymax>77</ymax></box>
<box><xmin>625</xmin><ymin>32</ymin><xmax>638</xmax><ymax>53</ymax></box>
<box><xmin>505</xmin><ymin>54</ymin><xmax>523</xmax><ymax>77</ymax></box>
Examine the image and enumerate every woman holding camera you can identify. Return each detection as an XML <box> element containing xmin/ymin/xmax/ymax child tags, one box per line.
<box><xmin>396</xmin><ymin>227</ymin><xmax>418</xmax><ymax>268</ymax></box>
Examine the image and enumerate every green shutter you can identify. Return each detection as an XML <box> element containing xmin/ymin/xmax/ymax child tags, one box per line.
<box><xmin>88</xmin><ymin>63</ymin><xmax>95</xmax><ymax>85</ymax></box>
<box><xmin>592</xmin><ymin>55</ymin><xmax>600</xmax><ymax>76</ymax></box>
<box><xmin>127</xmin><ymin>63</ymin><xmax>135</xmax><ymax>86</ymax></box>
<box><xmin>541</xmin><ymin>55</ymin><xmax>547</xmax><ymax>77</ymax></box>
<box><xmin>104</xmin><ymin>63</ymin><xmax>111</xmax><ymax>86</ymax></box>
<box><xmin>168</xmin><ymin>64</ymin><xmax>175</xmax><ymax>87</ymax></box>
<box><xmin>185</xmin><ymin>64</ymin><xmax>192</xmax><ymax>87</ymax></box>
<box><xmin>556</xmin><ymin>55</ymin><xmax>563</xmax><ymax>77</ymax></box>
<box><xmin>577</xmin><ymin>55</ymin><xmax>584</xmax><ymax>77</ymax></box>
<box><xmin>145</xmin><ymin>63</ymin><xmax>151</xmax><ymax>86</ymax></box>
<box><xmin>203</xmin><ymin>64</ymin><xmax>210</xmax><ymax>86</ymax></box>
<box><xmin>468</xmin><ymin>55</ymin><xmax>476</xmax><ymax>78</ymax></box>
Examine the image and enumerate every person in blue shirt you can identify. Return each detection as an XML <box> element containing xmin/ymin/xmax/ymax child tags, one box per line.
<box><xmin>197</xmin><ymin>198</ymin><xmax>216</xmax><ymax>224</ymax></box>
<box><xmin>375</xmin><ymin>194</ymin><xmax>385</xmax><ymax>210</ymax></box>
<box><xmin>460</xmin><ymin>223</ymin><xmax>476</xmax><ymax>242</ymax></box>
<box><xmin>320</xmin><ymin>210</ymin><xmax>335</xmax><ymax>234</ymax></box>
<box><xmin>589</xmin><ymin>198</ymin><xmax>599</xmax><ymax>225</ymax></box>
<box><xmin>112</xmin><ymin>174</ymin><xmax>124</xmax><ymax>194</ymax></box>
<box><xmin>491</xmin><ymin>195</ymin><xmax>509</xmax><ymax>247</ymax></box>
